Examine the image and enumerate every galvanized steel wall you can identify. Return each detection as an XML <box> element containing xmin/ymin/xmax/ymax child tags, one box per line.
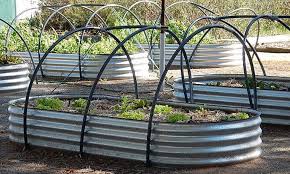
<box><xmin>0</xmin><ymin>63</ymin><xmax>30</xmax><ymax>95</ymax></box>
<box><xmin>12</xmin><ymin>52</ymin><xmax>150</xmax><ymax>80</ymax></box>
<box><xmin>174</xmin><ymin>74</ymin><xmax>290</xmax><ymax>125</ymax></box>
<box><xmin>9</xmin><ymin>96</ymin><xmax>262</xmax><ymax>167</ymax></box>
<box><xmin>143</xmin><ymin>44</ymin><xmax>242</xmax><ymax>68</ymax></box>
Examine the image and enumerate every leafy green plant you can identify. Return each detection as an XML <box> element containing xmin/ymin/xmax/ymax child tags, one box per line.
<box><xmin>154</xmin><ymin>105</ymin><xmax>173</xmax><ymax>115</ymax></box>
<box><xmin>118</xmin><ymin>110</ymin><xmax>145</xmax><ymax>121</ymax></box>
<box><xmin>222</xmin><ymin>112</ymin><xmax>250</xmax><ymax>121</ymax></box>
<box><xmin>35</xmin><ymin>97</ymin><xmax>64</xmax><ymax>111</ymax></box>
<box><xmin>207</xmin><ymin>81</ymin><xmax>221</xmax><ymax>87</ymax></box>
<box><xmin>166</xmin><ymin>112</ymin><xmax>190</xmax><ymax>123</ymax></box>
<box><xmin>114</xmin><ymin>96</ymin><xmax>148</xmax><ymax>113</ymax></box>
<box><xmin>132</xmin><ymin>99</ymin><xmax>148</xmax><ymax>109</ymax></box>
<box><xmin>72</xmin><ymin>98</ymin><xmax>88</xmax><ymax>113</ymax></box>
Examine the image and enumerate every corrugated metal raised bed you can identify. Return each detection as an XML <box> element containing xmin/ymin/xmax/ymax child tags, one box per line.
<box><xmin>0</xmin><ymin>63</ymin><xmax>30</xmax><ymax>95</ymax></box>
<box><xmin>143</xmin><ymin>44</ymin><xmax>242</xmax><ymax>68</ymax></box>
<box><xmin>174</xmin><ymin>74</ymin><xmax>290</xmax><ymax>125</ymax></box>
<box><xmin>9</xmin><ymin>95</ymin><xmax>262</xmax><ymax>167</ymax></box>
<box><xmin>11</xmin><ymin>52</ymin><xmax>149</xmax><ymax>80</ymax></box>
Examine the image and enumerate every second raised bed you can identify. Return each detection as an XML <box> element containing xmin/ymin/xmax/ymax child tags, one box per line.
<box><xmin>174</xmin><ymin>74</ymin><xmax>290</xmax><ymax>125</ymax></box>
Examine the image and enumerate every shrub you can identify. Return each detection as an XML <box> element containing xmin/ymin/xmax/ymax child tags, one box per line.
<box><xmin>118</xmin><ymin>111</ymin><xmax>145</xmax><ymax>121</ymax></box>
<box><xmin>222</xmin><ymin>112</ymin><xmax>250</xmax><ymax>121</ymax></box>
<box><xmin>35</xmin><ymin>97</ymin><xmax>64</xmax><ymax>111</ymax></box>
<box><xmin>154</xmin><ymin>105</ymin><xmax>173</xmax><ymax>115</ymax></box>
<box><xmin>166</xmin><ymin>112</ymin><xmax>189</xmax><ymax>123</ymax></box>
<box><xmin>72</xmin><ymin>98</ymin><xmax>88</xmax><ymax>113</ymax></box>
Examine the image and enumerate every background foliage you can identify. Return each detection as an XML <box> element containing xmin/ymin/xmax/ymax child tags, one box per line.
<box><xmin>31</xmin><ymin>0</ymin><xmax>289</xmax><ymax>39</ymax></box>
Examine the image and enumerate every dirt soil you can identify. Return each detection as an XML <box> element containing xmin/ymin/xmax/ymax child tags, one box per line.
<box><xmin>1</xmin><ymin>57</ymin><xmax>290</xmax><ymax>173</ymax></box>
<box><xmin>22</xmin><ymin>97</ymin><xmax>230</xmax><ymax>123</ymax></box>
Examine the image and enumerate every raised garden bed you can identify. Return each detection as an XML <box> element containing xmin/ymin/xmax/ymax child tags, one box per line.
<box><xmin>174</xmin><ymin>74</ymin><xmax>290</xmax><ymax>125</ymax></box>
<box><xmin>9</xmin><ymin>95</ymin><xmax>262</xmax><ymax>167</ymax></box>
<box><xmin>0</xmin><ymin>63</ymin><xmax>30</xmax><ymax>95</ymax></box>
<box><xmin>143</xmin><ymin>43</ymin><xmax>242</xmax><ymax>68</ymax></box>
<box><xmin>11</xmin><ymin>52</ymin><xmax>149</xmax><ymax>80</ymax></box>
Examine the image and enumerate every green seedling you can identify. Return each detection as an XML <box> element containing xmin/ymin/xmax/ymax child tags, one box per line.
<box><xmin>36</xmin><ymin>97</ymin><xmax>64</xmax><ymax>111</ymax></box>
<box><xmin>118</xmin><ymin>111</ymin><xmax>145</xmax><ymax>121</ymax></box>
<box><xmin>154</xmin><ymin>105</ymin><xmax>173</xmax><ymax>115</ymax></box>
<box><xmin>166</xmin><ymin>112</ymin><xmax>189</xmax><ymax>123</ymax></box>
<box><xmin>222</xmin><ymin>112</ymin><xmax>250</xmax><ymax>121</ymax></box>
<box><xmin>72</xmin><ymin>98</ymin><xmax>88</xmax><ymax>113</ymax></box>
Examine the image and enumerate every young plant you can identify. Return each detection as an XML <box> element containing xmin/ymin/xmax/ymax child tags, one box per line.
<box><xmin>268</xmin><ymin>82</ymin><xmax>280</xmax><ymax>90</ymax></box>
<box><xmin>132</xmin><ymin>98</ymin><xmax>148</xmax><ymax>109</ymax></box>
<box><xmin>114</xmin><ymin>96</ymin><xmax>131</xmax><ymax>113</ymax></box>
<box><xmin>207</xmin><ymin>81</ymin><xmax>222</xmax><ymax>87</ymax></box>
<box><xmin>35</xmin><ymin>97</ymin><xmax>64</xmax><ymax>111</ymax></box>
<box><xmin>114</xmin><ymin>96</ymin><xmax>148</xmax><ymax>113</ymax></box>
<box><xmin>195</xmin><ymin>106</ymin><xmax>209</xmax><ymax>117</ymax></box>
<box><xmin>154</xmin><ymin>105</ymin><xmax>173</xmax><ymax>115</ymax></box>
<box><xmin>118</xmin><ymin>110</ymin><xmax>145</xmax><ymax>121</ymax></box>
<box><xmin>244</xmin><ymin>77</ymin><xmax>283</xmax><ymax>91</ymax></box>
<box><xmin>166</xmin><ymin>112</ymin><xmax>189</xmax><ymax>123</ymax></box>
<box><xmin>72</xmin><ymin>98</ymin><xmax>88</xmax><ymax>113</ymax></box>
<box><xmin>222</xmin><ymin>112</ymin><xmax>250</xmax><ymax>121</ymax></box>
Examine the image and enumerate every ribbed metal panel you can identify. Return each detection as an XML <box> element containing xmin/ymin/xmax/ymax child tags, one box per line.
<box><xmin>143</xmin><ymin>44</ymin><xmax>242</xmax><ymax>68</ymax></box>
<box><xmin>0</xmin><ymin>63</ymin><xmax>30</xmax><ymax>95</ymax></box>
<box><xmin>174</xmin><ymin>74</ymin><xmax>290</xmax><ymax>125</ymax></box>
<box><xmin>11</xmin><ymin>52</ymin><xmax>150</xmax><ymax>79</ymax></box>
<box><xmin>9</xmin><ymin>96</ymin><xmax>262</xmax><ymax>167</ymax></box>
